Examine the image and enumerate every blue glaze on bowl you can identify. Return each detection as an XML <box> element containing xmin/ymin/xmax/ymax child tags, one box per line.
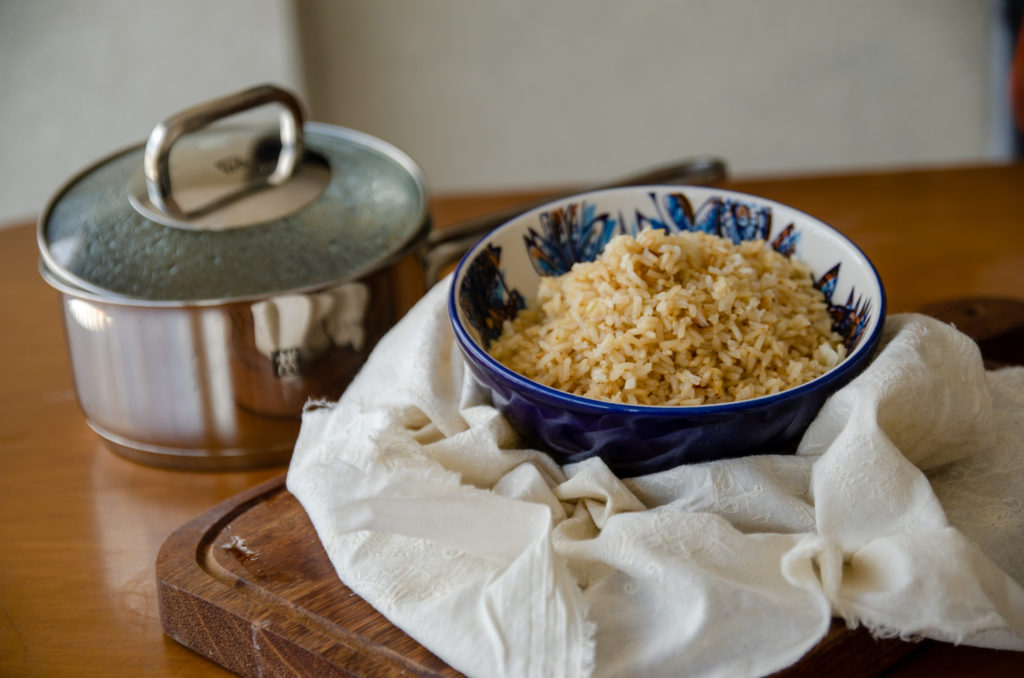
<box><xmin>449</xmin><ymin>186</ymin><xmax>887</xmax><ymax>476</ymax></box>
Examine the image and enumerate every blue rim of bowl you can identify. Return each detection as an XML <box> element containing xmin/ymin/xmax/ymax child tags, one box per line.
<box><xmin>448</xmin><ymin>185</ymin><xmax>888</xmax><ymax>417</ymax></box>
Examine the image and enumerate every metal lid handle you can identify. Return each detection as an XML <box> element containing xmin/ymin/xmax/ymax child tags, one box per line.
<box><xmin>143</xmin><ymin>84</ymin><xmax>306</xmax><ymax>218</ymax></box>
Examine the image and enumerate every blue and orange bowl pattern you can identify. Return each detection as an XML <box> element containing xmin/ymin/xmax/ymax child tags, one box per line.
<box><xmin>449</xmin><ymin>186</ymin><xmax>886</xmax><ymax>476</ymax></box>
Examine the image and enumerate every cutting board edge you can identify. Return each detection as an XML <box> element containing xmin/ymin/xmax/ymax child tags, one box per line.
<box><xmin>155</xmin><ymin>474</ymin><xmax>447</xmax><ymax>677</ymax></box>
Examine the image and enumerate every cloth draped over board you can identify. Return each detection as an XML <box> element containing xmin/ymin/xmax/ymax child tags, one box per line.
<box><xmin>287</xmin><ymin>279</ymin><xmax>1024</xmax><ymax>678</ymax></box>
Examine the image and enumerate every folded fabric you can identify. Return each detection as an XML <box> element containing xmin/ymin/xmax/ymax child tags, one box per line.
<box><xmin>287</xmin><ymin>279</ymin><xmax>1024</xmax><ymax>678</ymax></box>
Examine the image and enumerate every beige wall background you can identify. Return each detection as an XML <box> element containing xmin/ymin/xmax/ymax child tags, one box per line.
<box><xmin>0</xmin><ymin>0</ymin><xmax>1012</xmax><ymax>225</ymax></box>
<box><xmin>0</xmin><ymin>0</ymin><xmax>306</xmax><ymax>225</ymax></box>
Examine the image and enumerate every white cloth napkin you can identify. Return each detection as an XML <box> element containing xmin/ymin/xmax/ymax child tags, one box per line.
<box><xmin>286</xmin><ymin>279</ymin><xmax>1024</xmax><ymax>678</ymax></box>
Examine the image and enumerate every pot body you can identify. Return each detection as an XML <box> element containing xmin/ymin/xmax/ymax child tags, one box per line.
<box><xmin>37</xmin><ymin>85</ymin><xmax>433</xmax><ymax>469</ymax></box>
<box><xmin>47</xmin><ymin>255</ymin><xmax>421</xmax><ymax>470</ymax></box>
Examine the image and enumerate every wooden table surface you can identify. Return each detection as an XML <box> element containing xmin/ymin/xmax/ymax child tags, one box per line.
<box><xmin>2</xmin><ymin>163</ymin><xmax>1024</xmax><ymax>676</ymax></box>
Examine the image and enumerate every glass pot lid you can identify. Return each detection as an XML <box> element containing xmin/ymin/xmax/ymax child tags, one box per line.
<box><xmin>38</xmin><ymin>85</ymin><xmax>429</xmax><ymax>303</ymax></box>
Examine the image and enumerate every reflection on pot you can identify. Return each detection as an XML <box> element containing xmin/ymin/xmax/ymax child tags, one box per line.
<box><xmin>54</xmin><ymin>269</ymin><xmax>401</xmax><ymax>471</ymax></box>
<box><xmin>38</xmin><ymin>85</ymin><xmax>433</xmax><ymax>470</ymax></box>
<box><xmin>229</xmin><ymin>268</ymin><xmax>394</xmax><ymax>421</ymax></box>
<box><xmin>60</xmin><ymin>293</ymin><xmax>302</xmax><ymax>469</ymax></box>
<box><xmin>251</xmin><ymin>282</ymin><xmax>370</xmax><ymax>376</ymax></box>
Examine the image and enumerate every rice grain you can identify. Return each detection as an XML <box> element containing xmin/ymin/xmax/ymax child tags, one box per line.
<box><xmin>489</xmin><ymin>228</ymin><xmax>845</xmax><ymax>406</ymax></box>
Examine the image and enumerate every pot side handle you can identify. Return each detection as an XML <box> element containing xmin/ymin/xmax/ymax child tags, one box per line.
<box><xmin>419</xmin><ymin>155</ymin><xmax>729</xmax><ymax>287</ymax></box>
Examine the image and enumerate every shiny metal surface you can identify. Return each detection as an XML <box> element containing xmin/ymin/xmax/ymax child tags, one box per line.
<box><xmin>128</xmin><ymin>134</ymin><xmax>333</xmax><ymax>233</ymax></box>
<box><xmin>44</xmin><ymin>261</ymin><xmax>400</xmax><ymax>470</ymax></box>
<box><xmin>35</xmin><ymin>83</ymin><xmax>431</xmax><ymax>469</ymax></box>
<box><xmin>39</xmin><ymin>89</ymin><xmax>429</xmax><ymax>303</ymax></box>
<box><xmin>130</xmin><ymin>85</ymin><xmax>331</xmax><ymax>231</ymax></box>
<box><xmin>145</xmin><ymin>85</ymin><xmax>305</xmax><ymax>202</ymax></box>
<box><xmin>419</xmin><ymin>156</ymin><xmax>728</xmax><ymax>286</ymax></box>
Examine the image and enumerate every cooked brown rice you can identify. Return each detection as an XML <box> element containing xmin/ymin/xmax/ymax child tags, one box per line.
<box><xmin>489</xmin><ymin>228</ymin><xmax>846</xmax><ymax>406</ymax></box>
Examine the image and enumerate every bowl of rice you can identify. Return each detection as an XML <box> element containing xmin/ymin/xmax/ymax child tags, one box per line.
<box><xmin>449</xmin><ymin>185</ymin><xmax>885</xmax><ymax>476</ymax></box>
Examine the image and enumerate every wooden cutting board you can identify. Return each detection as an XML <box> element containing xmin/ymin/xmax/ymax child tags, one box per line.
<box><xmin>156</xmin><ymin>474</ymin><xmax>919</xmax><ymax>677</ymax></box>
<box><xmin>156</xmin><ymin>298</ymin><xmax>1024</xmax><ymax>677</ymax></box>
<box><xmin>156</xmin><ymin>475</ymin><xmax>463</xmax><ymax>677</ymax></box>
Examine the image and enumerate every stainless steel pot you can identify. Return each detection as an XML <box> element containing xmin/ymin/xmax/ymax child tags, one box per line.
<box><xmin>38</xmin><ymin>85</ymin><xmax>431</xmax><ymax>470</ymax></box>
<box><xmin>38</xmin><ymin>83</ymin><xmax>728</xmax><ymax>471</ymax></box>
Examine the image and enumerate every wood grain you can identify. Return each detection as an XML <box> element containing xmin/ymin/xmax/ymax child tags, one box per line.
<box><xmin>157</xmin><ymin>476</ymin><xmax>460</xmax><ymax>678</ymax></box>
<box><xmin>158</xmin><ymin>476</ymin><xmax>921</xmax><ymax>678</ymax></box>
<box><xmin>4</xmin><ymin>163</ymin><xmax>1024</xmax><ymax>676</ymax></box>
<box><xmin>154</xmin><ymin>297</ymin><xmax>1024</xmax><ymax>678</ymax></box>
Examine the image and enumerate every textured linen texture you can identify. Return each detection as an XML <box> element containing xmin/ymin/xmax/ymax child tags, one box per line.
<box><xmin>287</xmin><ymin>279</ymin><xmax>1024</xmax><ymax>678</ymax></box>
